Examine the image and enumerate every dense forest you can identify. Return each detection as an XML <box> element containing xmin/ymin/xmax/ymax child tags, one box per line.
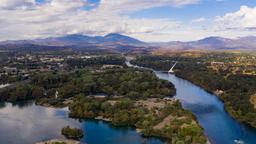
<box><xmin>61</xmin><ymin>126</ymin><xmax>84</xmax><ymax>140</ymax></box>
<box><xmin>0</xmin><ymin>54</ymin><xmax>209</xmax><ymax>143</ymax></box>
<box><xmin>66</xmin><ymin>56</ymin><xmax>125</xmax><ymax>69</ymax></box>
<box><xmin>0</xmin><ymin>84</ymin><xmax>44</xmax><ymax>101</ymax></box>
<box><xmin>0</xmin><ymin>75</ymin><xmax>23</xmax><ymax>84</ymax></box>
<box><xmin>69</xmin><ymin>96</ymin><xmax>206</xmax><ymax>144</ymax></box>
<box><xmin>0</xmin><ymin>67</ymin><xmax>175</xmax><ymax>103</ymax></box>
<box><xmin>132</xmin><ymin>54</ymin><xmax>256</xmax><ymax>128</ymax></box>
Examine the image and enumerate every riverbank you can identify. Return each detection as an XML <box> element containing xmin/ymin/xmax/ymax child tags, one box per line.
<box><xmin>68</xmin><ymin>96</ymin><xmax>207</xmax><ymax>144</ymax></box>
<box><xmin>174</xmin><ymin>69</ymin><xmax>256</xmax><ymax>129</ymax></box>
<box><xmin>0</xmin><ymin>101</ymin><xmax>166</xmax><ymax>144</ymax></box>
<box><xmin>129</xmin><ymin>56</ymin><xmax>256</xmax><ymax>143</ymax></box>
<box><xmin>0</xmin><ymin>63</ymin><xmax>208</xmax><ymax>143</ymax></box>
<box><xmin>35</xmin><ymin>96</ymin><xmax>207</xmax><ymax>144</ymax></box>
<box><xmin>131</xmin><ymin>54</ymin><xmax>256</xmax><ymax>129</ymax></box>
<box><xmin>174</xmin><ymin>72</ymin><xmax>256</xmax><ymax>128</ymax></box>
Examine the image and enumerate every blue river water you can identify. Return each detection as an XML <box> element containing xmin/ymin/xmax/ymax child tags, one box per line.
<box><xmin>1</xmin><ymin>62</ymin><xmax>256</xmax><ymax>144</ymax></box>
<box><xmin>126</xmin><ymin>61</ymin><xmax>256</xmax><ymax>144</ymax></box>
<box><xmin>155</xmin><ymin>71</ymin><xmax>256</xmax><ymax>144</ymax></box>
<box><xmin>0</xmin><ymin>102</ymin><xmax>163</xmax><ymax>144</ymax></box>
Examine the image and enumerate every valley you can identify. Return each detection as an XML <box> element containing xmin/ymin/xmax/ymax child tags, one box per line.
<box><xmin>0</xmin><ymin>34</ymin><xmax>256</xmax><ymax>144</ymax></box>
<box><xmin>132</xmin><ymin>52</ymin><xmax>256</xmax><ymax>128</ymax></box>
<box><xmin>1</xmin><ymin>1</ymin><xmax>256</xmax><ymax>144</ymax></box>
<box><xmin>0</xmin><ymin>48</ymin><xmax>206</xmax><ymax>144</ymax></box>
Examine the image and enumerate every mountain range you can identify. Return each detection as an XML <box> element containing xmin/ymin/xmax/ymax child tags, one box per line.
<box><xmin>159</xmin><ymin>36</ymin><xmax>256</xmax><ymax>51</ymax></box>
<box><xmin>0</xmin><ymin>33</ymin><xmax>144</xmax><ymax>47</ymax></box>
<box><xmin>0</xmin><ymin>33</ymin><xmax>256</xmax><ymax>51</ymax></box>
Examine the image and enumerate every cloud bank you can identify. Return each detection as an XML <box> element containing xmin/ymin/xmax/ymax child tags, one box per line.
<box><xmin>215</xmin><ymin>6</ymin><xmax>256</xmax><ymax>31</ymax></box>
<box><xmin>0</xmin><ymin>0</ymin><xmax>255</xmax><ymax>42</ymax></box>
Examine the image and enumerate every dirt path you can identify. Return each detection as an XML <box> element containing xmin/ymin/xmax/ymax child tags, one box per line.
<box><xmin>250</xmin><ymin>95</ymin><xmax>256</xmax><ymax>109</ymax></box>
<box><xmin>136</xmin><ymin>98</ymin><xmax>174</xmax><ymax>110</ymax></box>
<box><xmin>153</xmin><ymin>114</ymin><xmax>173</xmax><ymax>130</ymax></box>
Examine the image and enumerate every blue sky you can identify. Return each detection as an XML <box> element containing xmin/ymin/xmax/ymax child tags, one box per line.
<box><xmin>35</xmin><ymin>0</ymin><xmax>256</xmax><ymax>21</ymax></box>
<box><xmin>131</xmin><ymin>0</ymin><xmax>256</xmax><ymax>20</ymax></box>
<box><xmin>0</xmin><ymin>0</ymin><xmax>256</xmax><ymax>42</ymax></box>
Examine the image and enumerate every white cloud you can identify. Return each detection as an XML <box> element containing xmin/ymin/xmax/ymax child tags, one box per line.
<box><xmin>47</xmin><ymin>0</ymin><xmax>87</xmax><ymax>12</ymax></box>
<box><xmin>215</xmin><ymin>5</ymin><xmax>256</xmax><ymax>30</ymax></box>
<box><xmin>0</xmin><ymin>0</ymin><xmax>187</xmax><ymax>41</ymax></box>
<box><xmin>0</xmin><ymin>0</ymin><xmax>255</xmax><ymax>42</ymax></box>
<box><xmin>192</xmin><ymin>17</ymin><xmax>206</xmax><ymax>23</ymax></box>
<box><xmin>98</xmin><ymin>0</ymin><xmax>200</xmax><ymax>13</ymax></box>
<box><xmin>0</xmin><ymin>0</ymin><xmax>36</xmax><ymax>9</ymax></box>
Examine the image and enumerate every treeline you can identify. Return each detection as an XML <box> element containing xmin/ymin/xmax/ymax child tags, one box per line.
<box><xmin>0</xmin><ymin>84</ymin><xmax>44</xmax><ymax>102</ymax></box>
<box><xmin>61</xmin><ymin>126</ymin><xmax>84</xmax><ymax>140</ymax></box>
<box><xmin>0</xmin><ymin>67</ymin><xmax>175</xmax><ymax>103</ymax></box>
<box><xmin>0</xmin><ymin>72</ymin><xmax>69</xmax><ymax>102</ymax></box>
<box><xmin>0</xmin><ymin>75</ymin><xmax>23</xmax><ymax>84</ymax></box>
<box><xmin>34</xmin><ymin>68</ymin><xmax>175</xmax><ymax>100</ymax></box>
<box><xmin>69</xmin><ymin>96</ymin><xmax>206</xmax><ymax>144</ymax></box>
<box><xmin>131</xmin><ymin>55</ymin><xmax>179</xmax><ymax>71</ymax></box>
<box><xmin>57</xmin><ymin>68</ymin><xmax>175</xmax><ymax>99</ymax></box>
<box><xmin>32</xmin><ymin>73</ymin><xmax>71</xmax><ymax>89</ymax></box>
<box><xmin>132</xmin><ymin>54</ymin><xmax>256</xmax><ymax>128</ymax></box>
<box><xmin>66</xmin><ymin>56</ymin><xmax>125</xmax><ymax>69</ymax></box>
<box><xmin>176</xmin><ymin>67</ymin><xmax>256</xmax><ymax>127</ymax></box>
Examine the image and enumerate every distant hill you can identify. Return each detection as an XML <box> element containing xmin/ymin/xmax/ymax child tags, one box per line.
<box><xmin>156</xmin><ymin>36</ymin><xmax>256</xmax><ymax>51</ymax></box>
<box><xmin>0</xmin><ymin>33</ymin><xmax>145</xmax><ymax>47</ymax></box>
<box><xmin>0</xmin><ymin>34</ymin><xmax>256</xmax><ymax>51</ymax></box>
<box><xmin>103</xmin><ymin>33</ymin><xmax>143</xmax><ymax>44</ymax></box>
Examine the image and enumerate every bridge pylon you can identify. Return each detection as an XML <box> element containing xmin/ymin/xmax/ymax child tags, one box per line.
<box><xmin>168</xmin><ymin>61</ymin><xmax>178</xmax><ymax>73</ymax></box>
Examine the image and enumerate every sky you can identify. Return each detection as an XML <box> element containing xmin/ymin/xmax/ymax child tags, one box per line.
<box><xmin>0</xmin><ymin>0</ymin><xmax>255</xmax><ymax>42</ymax></box>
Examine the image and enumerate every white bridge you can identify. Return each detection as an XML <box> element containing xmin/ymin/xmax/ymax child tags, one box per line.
<box><xmin>168</xmin><ymin>61</ymin><xmax>178</xmax><ymax>73</ymax></box>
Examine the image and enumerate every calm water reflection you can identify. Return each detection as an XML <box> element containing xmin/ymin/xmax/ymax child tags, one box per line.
<box><xmin>81</xmin><ymin>120</ymin><xmax>164</xmax><ymax>144</ymax></box>
<box><xmin>0</xmin><ymin>102</ymin><xmax>79</xmax><ymax>144</ymax></box>
<box><xmin>2</xmin><ymin>61</ymin><xmax>256</xmax><ymax>144</ymax></box>
<box><xmin>0</xmin><ymin>102</ymin><xmax>163</xmax><ymax>144</ymax></box>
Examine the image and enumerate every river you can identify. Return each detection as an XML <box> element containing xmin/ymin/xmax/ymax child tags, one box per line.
<box><xmin>126</xmin><ymin>61</ymin><xmax>256</xmax><ymax>144</ymax></box>
<box><xmin>1</xmin><ymin>62</ymin><xmax>256</xmax><ymax>144</ymax></box>
<box><xmin>0</xmin><ymin>101</ymin><xmax>163</xmax><ymax>144</ymax></box>
<box><xmin>155</xmin><ymin>71</ymin><xmax>256</xmax><ymax>144</ymax></box>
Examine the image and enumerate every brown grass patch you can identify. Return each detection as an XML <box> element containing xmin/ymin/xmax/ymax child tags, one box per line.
<box><xmin>250</xmin><ymin>95</ymin><xmax>256</xmax><ymax>109</ymax></box>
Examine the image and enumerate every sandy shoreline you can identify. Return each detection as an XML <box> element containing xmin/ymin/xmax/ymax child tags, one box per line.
<box><xmin>36</xmin><ymin>139</ymin><xmax>80</xmax><ymax>144</ymax></box>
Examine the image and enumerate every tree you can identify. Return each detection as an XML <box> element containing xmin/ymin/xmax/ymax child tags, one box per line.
<box><xmin>32</xmin><ymin>86</ymin><xmax>44</xmax><ymax>99</ymax></box>
<box><xmin>61</xmin><ymin>126</ymin><xmax>84</xmax><ymax>140</ymax></box>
